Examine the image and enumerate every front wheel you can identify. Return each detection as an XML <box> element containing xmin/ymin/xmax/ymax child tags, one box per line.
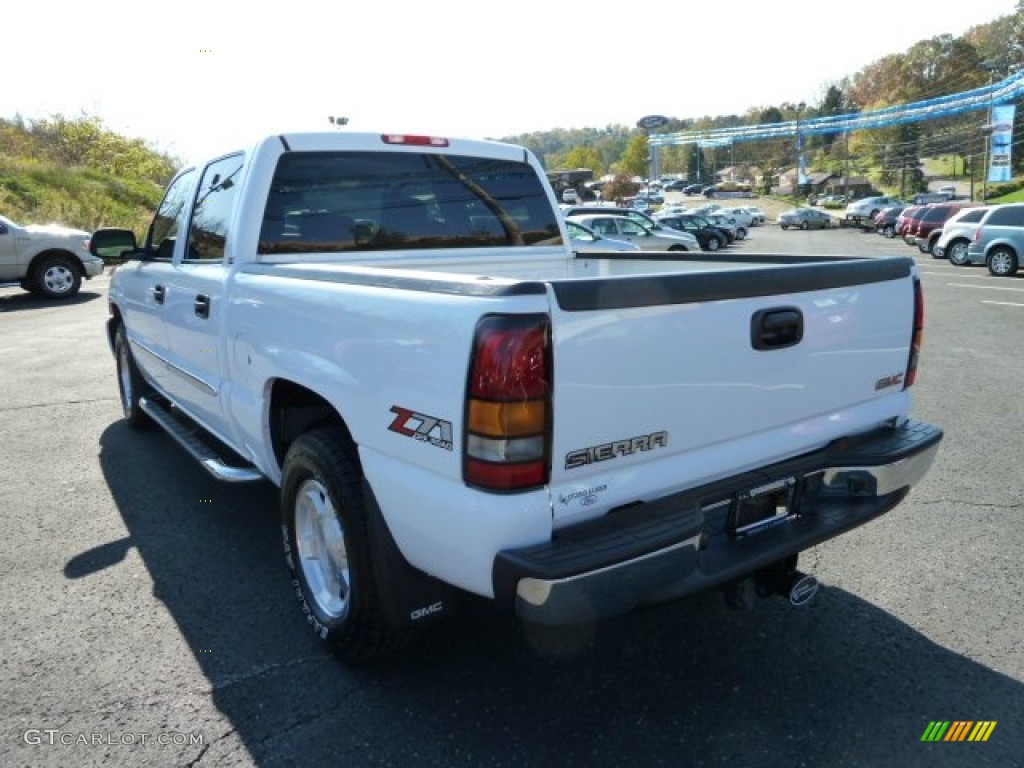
<box><xmin>33</xmin><ymin>254</ymin><xmax>82</xmax><ymax>298</ymax></box>
<box><xmin>282</xmin><ymin>430</ymin><xmax>416</xmax><ymax>663</ymax></box>
<box><xmin>114</xmin><ymin>324</ymin><xmax>153</xmax><ymax>428</ymax></box>
<box><xmin>882</xmin><ymin>224</ymin><xmax>895</xmax><ymax>238</ymax></box>
<box><xmin>987</xmin><ymin>247</ymin><xmax>1018</xmax><ymax>277</ymax></box>
<box><xmin>705</xmin><ymin>236</ymin><xmax>721</xmax><ymax>252</ymax></box>
<box><xmin>948</xmin><ymin>241</ymin><xmax>970</xmax><ymax>266</ymax></box>
<box><xmin>800</xmin><ymin>221</ymin><xmax>809</xmax><ymax>230</ymax></box>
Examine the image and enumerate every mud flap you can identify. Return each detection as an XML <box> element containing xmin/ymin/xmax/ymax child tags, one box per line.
<box><xmin>362</xmin><ymin>478</ymin><xmax>460</xmax><ymax>629</ymax></box>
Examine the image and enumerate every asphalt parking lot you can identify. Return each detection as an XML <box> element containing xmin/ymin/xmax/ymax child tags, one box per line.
<box><xmin>2</xmin><ymin>225</ymin><xmax>1022</xmax><ymax>768</ymax></box>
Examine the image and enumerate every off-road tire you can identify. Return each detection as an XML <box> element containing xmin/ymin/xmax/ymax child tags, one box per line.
<box><xmin>281</xmin><ymin>429</ymin><xmax>417</xmax><ymax>663</ymax></box>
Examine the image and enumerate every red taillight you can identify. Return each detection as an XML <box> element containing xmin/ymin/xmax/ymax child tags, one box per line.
<box><xmin>380</xmin><ymin>134</ymin><xmax>449</xmax><ymax>147</ymax></box>
<box><xmin>464</xmin><ymin>315</ymin><xmax>551</xmax><ymax>492</ymax></box>
<box><xmin>904</xmin><ymin>278</ymin><xmax>924</xmax><ymax>389</ymax></box>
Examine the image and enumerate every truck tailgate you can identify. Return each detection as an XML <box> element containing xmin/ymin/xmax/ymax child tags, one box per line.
<box><xmin>545</xmin><ymin>257</ymin><xmax>916</xmax><ymax>526</ymax></box>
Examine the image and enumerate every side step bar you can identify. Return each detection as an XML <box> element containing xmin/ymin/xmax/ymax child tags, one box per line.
<box><xmin>139</xmin><ymin>396</ymin><xmax>264</xmax><ymax>483</ymax></box>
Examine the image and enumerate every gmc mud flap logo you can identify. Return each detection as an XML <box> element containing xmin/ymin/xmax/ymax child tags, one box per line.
<box><xmin>388</xmin><ymin>406</ymin><xmax>453</xmax><ymax>451</ymax></box>
<box><xmin>565</xmin><ymin>431</ymin><xmax>668</xmax><ymax>470</ymax></box>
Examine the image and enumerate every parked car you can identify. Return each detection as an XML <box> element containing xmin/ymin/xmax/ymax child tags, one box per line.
<box><xmin>963</xmin><ymin>203</ymin><xmax>1024</xmax><ymax>276</ymax></box>
<box><xmin>720</xmin><ymin>207</ymin><xmax>755</xmax><ymax>229</ymax></box>
<box><xmin>895</xmin><ymin>206</ymin><xmax>926</xmax><ymax>239</ymax></box>
<box><xmin>566</xmin><ymin>214</ymin><xmax>699</xmax><ymax>251</ymax></box>
<box><xmin>738</xmin><ymin>206</ymin><xmax>766</xmax><ymax>225</ymax></box>
<box><xmin>561</xmin><ymin>205</ymin><xmax>691</xmax><ymax>241</ymax></box>
<box><xmin>934</xmin><ymin>206</ymin><xmax>992</xmax><ymax>265</ymax></box>
<box><xmin>565</xmin><ymin>219</ymin><xmax>641</xmax><ymax>253</ymax></box>
<box><xmin>705</xmin><ymin>212</ymin><xmax>747</xmax><ymax>241</ymax></box>
<box><xmin>682</xmin><ymin>183</ymin><xmax>705</xmax><ymax>195</ymax></box>
<box><xmin>663</xmin><ymin>179</ymin><xmax>691</xmax><ymax>191</ymax></box>
<box><xmin>654</xmin><ymin>213</ymin><xmax>729</xmax><ymax>251</ymax></box>
<box><xmin>562</xmin><ymin>188</ymin><xmax>579</xmax><ymax>204</ymax></box>
<box><xmin>910</xmin><ymin>203</ymin><xmax>979</xmax><ymax>256</ymax></box>
<box><xmin>845</xmin><ymin>196</ymin><xmax>903</xmax><ymax>224</ymax></box>
<box><xmin>873</xmin><ymin>206</ymin><xmax>907</xmax><ymax>238</ymax></box>
<box><xmin>777</xmin><ymin>208</ymin><xmax>834</xmax><ymax>230</ymax></box>
<box><xmin>0</xmin><ymin>214</ymin><xmax>103</xmax><ymax>298</ymax></box>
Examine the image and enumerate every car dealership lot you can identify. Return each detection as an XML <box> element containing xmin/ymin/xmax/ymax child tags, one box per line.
<box><xmin>2</xmin><ymin>236</ymin><xmax>1022</xmax><ymax>767</ymax></box>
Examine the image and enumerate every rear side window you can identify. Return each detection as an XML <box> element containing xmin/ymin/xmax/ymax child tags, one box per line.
<box><xmin>956</xmin><ymin>208</ymin><xmax>987</xmax><ymax>224</ymax></box>
<box><xmin>985</xmin><ymin>205</ymin><xmax>1024</xmax><ymax>226</ymax></box>
<box><xmin>258</xmin><ymin>151</ymin><xmax>562</xmax><ymax>254</ymax></box>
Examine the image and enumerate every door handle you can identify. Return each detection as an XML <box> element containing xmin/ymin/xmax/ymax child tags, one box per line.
<box><xmin>153</xmin><ymin>284</ymin><xmax>165</xmax><ymax>304</ymax></box>
<box><xmin>751</xmin><ymin>307</ymin><xmax>803</xmax><ymax>350</ymax></box>
<box><xmin>194</xmin><ymin>294</ymin><xmax>210</xmax><ymax>319</ymax></box>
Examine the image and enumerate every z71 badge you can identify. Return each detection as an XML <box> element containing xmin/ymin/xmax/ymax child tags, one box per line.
<box><xmin>388</xmin><ymin>406</ymin><xmax>453</xmax><ymax>451</ymax></box>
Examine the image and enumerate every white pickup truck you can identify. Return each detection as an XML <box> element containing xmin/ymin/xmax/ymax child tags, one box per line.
<box><xmin>0</xmin><ymin>214</ymin><xmax>104</xmax><ymax>298</ymax></box>
<box><xmin>91</xmin><ymin>131</ymin><xmax>942</xmax><ymax>663</ymax></box>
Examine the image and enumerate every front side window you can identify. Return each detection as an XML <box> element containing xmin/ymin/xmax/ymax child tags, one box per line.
<box><xmin>258</xmin><ymin>150</ymin><xmax>561</xmax><ymax>254</ymax></box>
<box><xmin>147</xmin><ymin>169</ymin><xmax>197</xmax><ymax>260</ymax></box>
<box><xmin>187</xmin><ymin>154</ymin><xmax>244</xmax><ymax>262</ymax></box>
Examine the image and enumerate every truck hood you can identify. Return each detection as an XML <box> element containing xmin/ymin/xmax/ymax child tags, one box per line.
<box><xmin>25</xmin><ymin>223</ymin><xmax>90</xmax><ymax>238</ymax></box>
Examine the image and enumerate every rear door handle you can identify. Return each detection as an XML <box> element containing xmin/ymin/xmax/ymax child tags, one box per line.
<box><xmin>194</xmin><ymin>294</ymin><xmax>211</xmax><ymax>319</ymax></box>
<box><xmin>752</xmin><ymin>307</ymin><xmax>803</xmax><ymax>350</ymax></box>
<box><xmin>153</xmin><ymin>284</ymin><xmax>165</xmax><ymax>304</ymax></box>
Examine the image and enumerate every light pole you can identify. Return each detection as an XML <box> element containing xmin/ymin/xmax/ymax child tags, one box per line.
<box><xmin>794</xmin><ymin>102</ymin><xmax>806</xmax><ymax>200</ymax></box>
<box><xmin>980</xmin><ymin>61</ymin><xmax>998</xmax><ymax>201</ymax></box>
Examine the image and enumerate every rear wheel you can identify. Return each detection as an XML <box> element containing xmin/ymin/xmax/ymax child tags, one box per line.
<box><xmin>282</xmin><ymin>430</ymin><xmax>417</xmax><ymax>663</ymax></box>
<box><xmin>947</xmin><ymin>240</ymin><xmax>969</xmax><ymax>266</ymax></box>
<box><xmin>882</xmin><ymin>224</ymin><xmax>895</xmax><ymax>238</ymax></box>
<box><xmin>705</xmin><ymin>236</ymin><xmax>720</xmax><ymax>252</ymax></box>
<box><xmin>987</xmin><ymin>247</ymin><xmax>1018</xmax><ymax>277</ymax></box>
<box><xmin>800</xmin><ymin>221</ymin><xmax>809</xmax><ymax>230</ymax></box>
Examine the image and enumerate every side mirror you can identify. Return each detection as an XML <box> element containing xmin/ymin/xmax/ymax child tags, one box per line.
<box><xmin>90</xmin><ymin>228</ymin><xmax>140</xmax><ymax>261</ymax></box>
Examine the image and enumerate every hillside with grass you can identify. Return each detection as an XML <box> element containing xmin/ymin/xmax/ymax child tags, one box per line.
<box><xmin>0</xmin><ymin>115</ymin><xmax>179</xmax><ymax>234</ymax></box>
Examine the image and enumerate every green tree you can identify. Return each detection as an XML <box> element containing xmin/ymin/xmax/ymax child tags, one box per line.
<box><xmin>619</xmin><ymin>134</ymin><xmax>650</xmax><ymax>178</ymax></box>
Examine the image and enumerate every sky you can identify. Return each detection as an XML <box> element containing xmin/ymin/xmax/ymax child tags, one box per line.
<box><xmin>3</xmin><ymin>0</ymin><xmax>1018</xmax><ymax>165</ymax></box>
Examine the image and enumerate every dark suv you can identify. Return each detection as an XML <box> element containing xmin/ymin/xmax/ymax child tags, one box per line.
<box><xmin>909</xmin><ymin>203</ymin><xmax>979</xmax><ymax>256</ymax></box>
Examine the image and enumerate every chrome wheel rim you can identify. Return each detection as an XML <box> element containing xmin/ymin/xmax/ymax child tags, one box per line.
<box><xmin>118</xmin><ymin>341</ymin><xmax>133</xmax><ymax>416</ymax></box>
<box><xmin>294</xmin><ymin>478</ymin><xmax>349</xmax><ymax>619</ymax></box>
<box><xmin>43</xmin><ymin>265</ymin><xmax>75</xmax><ymax>294</ymax></box>
<box><xmin>991</xmin><ymin>252</ymin><xmax>1012</xmax><ymax>275</ymax></box>
<box><xmin>949</xmin><ymin>243</ymin><xmax>968</xmax><ymax>265</ymax></box>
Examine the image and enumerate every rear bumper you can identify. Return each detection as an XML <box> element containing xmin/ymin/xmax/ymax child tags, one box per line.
<box><xmin>493</xmin><ymin>420</ymin><xmax>942</xmax><ymax>625</ymax></box>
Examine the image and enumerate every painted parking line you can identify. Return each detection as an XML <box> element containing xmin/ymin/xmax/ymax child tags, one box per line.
<box><xmin>946</xmin><ymin>282</ymin><xmax>1024</xmax><ymax>292</ymax></box>
<box><xmin>981</xmin><ymin>300</ymin><xmax>1024</xmax><ymax>307</ymax></box>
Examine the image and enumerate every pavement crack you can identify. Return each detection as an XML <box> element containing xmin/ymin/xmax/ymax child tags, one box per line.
<box><xmin>207</xmin><ymin>655</ymin><xmax>332</xmax><ymax>692</ymax></box>
<box><xmin>0</xmin><ymin>397</ymin><xmax>119</xmax><ymax>413</ymax></box>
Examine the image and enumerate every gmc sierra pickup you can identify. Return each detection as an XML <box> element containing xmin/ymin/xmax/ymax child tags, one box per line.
<box><xmin>91</xmin><ymin>131</ymin><xmax>942</xmax><ymax>663</ymax></box>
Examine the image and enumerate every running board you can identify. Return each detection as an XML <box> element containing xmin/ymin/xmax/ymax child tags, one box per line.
<box><xmin>139</xmin><ymin>396</ymin><xmax>264</xmax><ymax>483</ymax></box>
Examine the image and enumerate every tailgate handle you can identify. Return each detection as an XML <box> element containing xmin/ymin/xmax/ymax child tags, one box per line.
<box><xmin>752</xmin><ymin>307</ymin><xmax>803</xmax><ymax>350</ymax></box>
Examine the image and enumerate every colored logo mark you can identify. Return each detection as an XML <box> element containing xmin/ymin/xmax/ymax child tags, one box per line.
<box><xmin>921</xmin><ymin>721</ymin><xmax>997</xmax><ymax>742</ymax></box>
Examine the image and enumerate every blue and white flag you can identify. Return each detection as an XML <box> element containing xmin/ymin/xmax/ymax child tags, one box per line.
<box><xmin>988</xmin><ymin>105</ymin><xmax>1015</xmax><ymax>184</ymax></box>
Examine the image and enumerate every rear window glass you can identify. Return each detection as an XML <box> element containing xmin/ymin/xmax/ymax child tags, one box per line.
<box><xmin>258</xmin><ymin>151</ymin><xmax>562</xmax><ymax>254</ymax></box>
